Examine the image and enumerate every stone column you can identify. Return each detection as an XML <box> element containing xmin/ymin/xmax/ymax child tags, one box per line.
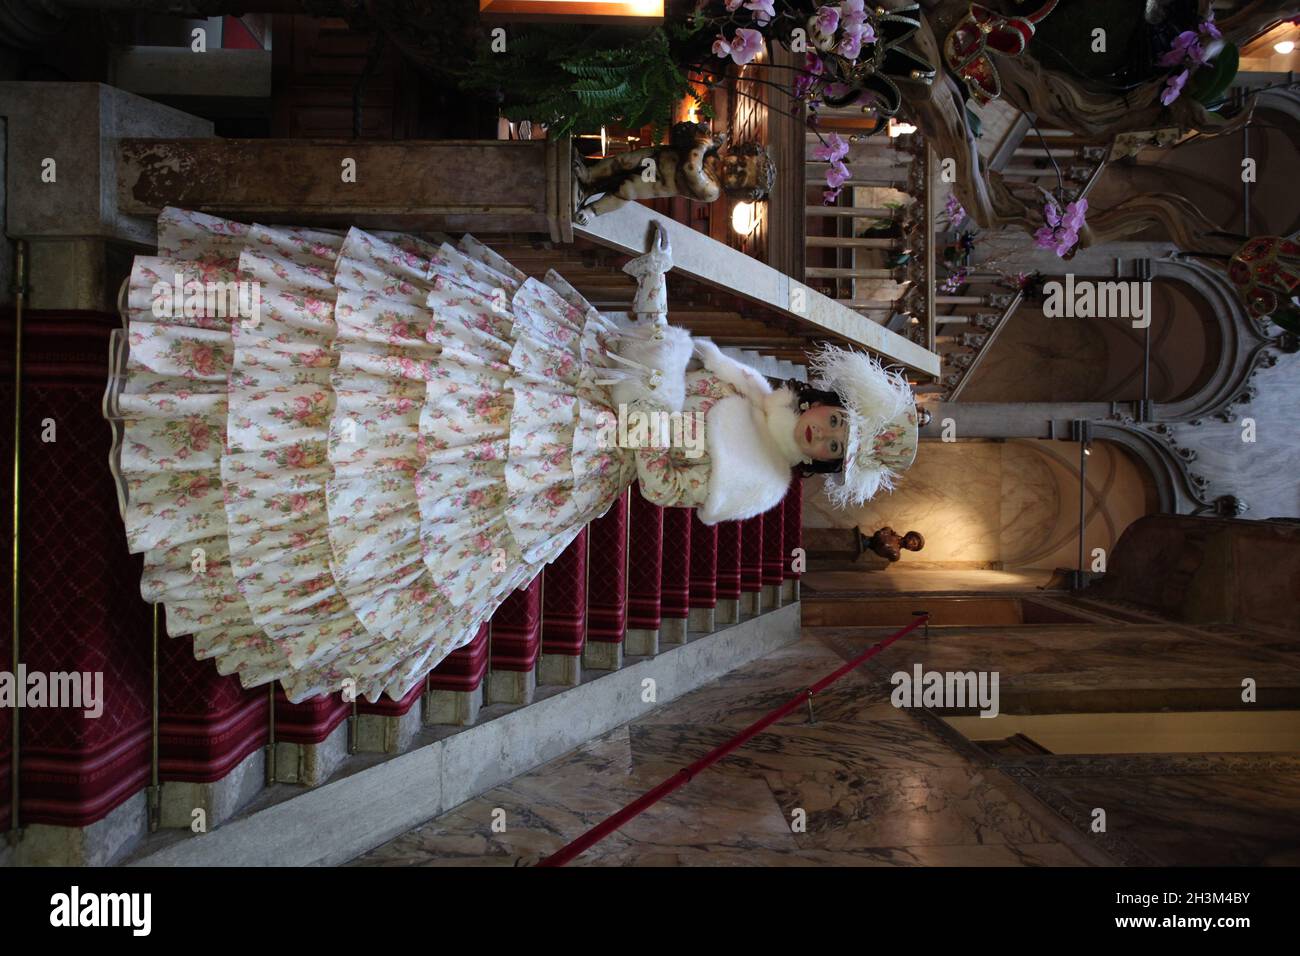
<box><xmin>922</xmin><ymin>402</ymin><xmax>1119</xmax><ymax>439</ymax></box>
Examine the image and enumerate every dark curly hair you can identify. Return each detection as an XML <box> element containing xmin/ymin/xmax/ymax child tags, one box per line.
<box><xmin>782</xmin><ymin>377</ymin><xmax>847</xmax><ymax>478</ymax></box>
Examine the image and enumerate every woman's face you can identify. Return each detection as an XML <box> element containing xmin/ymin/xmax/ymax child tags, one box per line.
<box><xmin>794</xmin><ymin>403</ymin><xmax>848</xmax><ymax>461</ymax></box>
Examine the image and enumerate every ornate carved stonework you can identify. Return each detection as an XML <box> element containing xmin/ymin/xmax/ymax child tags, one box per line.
<box><xmin>1091</xmin><ymin>417</ymin><xmax>1217</xmax><ymax>513</ymax></box>
<box><xmin>1211</xmin><ymin>349</ymin><xmax>1278</xmax><ymax>422</ymax></box>
<box><xmin>1193</xmin><ymin>494</ymin><xmax>1250</xmax><ymax>517</ymax></box>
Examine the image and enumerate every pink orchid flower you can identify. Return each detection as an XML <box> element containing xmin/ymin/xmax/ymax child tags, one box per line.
<box><xmin>814</xmin><ymin>5</ymin><xmax>839</xmax><ymax>34</ymax></box>
<box><xmin>943</xmin><ymin>193</ymin><xmax>967</xmax><ymax>228</ymax></box>
<box><xmin>812</xmin><ymin>131</ymin><xmax>850</xmax><ymax>163</ymax></box>
<box><xmin>1062</xmin><ymin>198</ymin><xmax>1088</xmax><ymax>231</ymax></box>
<box><xmin>837</xmin><ymin>31</ymin><xmax>864</xmax><ymax>59</ymax></box>
<box><xmin>745</xmin><ymin>0</ymin><xmax>775</xmax><ymax>26</ymax></box>
<box><xmin>826</xmin><ymin>160</ymin><xmax>851</xmax><ymax>189</ymax></box>
<box><xmin>1034</xmin><ymin>197</ymin><xmax>1086</xmax><ymax>257</ymax></box>
<box><xmin>1158</xmin><ymin>30</ymin><xmax>1200</xmax><ymax>67</ymax></box>
<box><xmin>727</xmin><ymin>28</ymin><xmax>765</xmax><ymax>65</ymax></box>
<box><xmin>1161</xmin><ymin>69</ymin><xmax>1189</xmax><ymax>106</ymax></box>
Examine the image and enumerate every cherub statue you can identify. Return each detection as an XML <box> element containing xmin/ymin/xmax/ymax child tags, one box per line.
<box><xmin>573</xmin><ymin>121</ymin><xmax>776</xmax><ymax>223</ymax></box>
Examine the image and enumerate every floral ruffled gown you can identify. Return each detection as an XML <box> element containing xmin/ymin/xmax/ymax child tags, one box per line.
<box><xmin>106</xmin><ymin>207</ymin><xmax>661</xmax><ymax>704</ymax></box>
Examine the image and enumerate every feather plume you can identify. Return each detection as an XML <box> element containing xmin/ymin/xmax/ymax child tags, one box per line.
<box><xmin>806</xmin><ymin>344</ymin><xmax>915</xmax><ymax>509</ymax></box>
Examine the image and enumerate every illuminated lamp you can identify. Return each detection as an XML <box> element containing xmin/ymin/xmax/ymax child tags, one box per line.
<box><xmin>479</xmin><ymin>0</ymin><xmax>664</xmax><ymax>24</ymax></box>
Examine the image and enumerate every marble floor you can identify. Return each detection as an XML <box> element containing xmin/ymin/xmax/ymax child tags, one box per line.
<box><xmin>350</xmin><ymin>606</ymin><xmax>1300</xmax><ymax>867</ymax></box>
<box><xmin>349</xmin><ymin>630</ymin><xmax>1097</xmax><ymax>867</ymax></box>
<box><xmin>801</xmin><ymin>568</ymin><xmax>1058</xmax><ymax>594</ymax></box>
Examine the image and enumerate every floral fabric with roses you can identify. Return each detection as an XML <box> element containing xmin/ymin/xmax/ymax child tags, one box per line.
<box><xmin>624</xmin><ymin>369</ymin><xmax>736</xmax><ymax>511</ymax></box>
<box><xmin>109</xmin><ymin>207</ymin><xmax>719</xmax><ymax>703</ymax></box>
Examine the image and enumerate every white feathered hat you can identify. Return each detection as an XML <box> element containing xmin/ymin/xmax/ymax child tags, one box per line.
<box><xmin>806</xmin><ymin>343</ymin><xmax>920</xmax><ymax>509</ymax></box>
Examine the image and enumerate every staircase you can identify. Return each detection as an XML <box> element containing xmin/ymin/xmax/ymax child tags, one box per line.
<box><xmin>721</xmin><ymin>348</ymin><xmax>807</xmax><ymax>384</ymax></box>
<box><xmin>802</xmin><ymin>124</ymin><xmax>918</xmax><ymax>329</ymax></box>
<box><xmin>6</xmin><ymin>287</ymin><xmax>805</xmax><ymax>866</ymax></box>
<box><xmin>911</xmin><ymin>120</ymin><xmax>1107</xmax><ymax>401</ymax></box>
<box><xmin>123</xmin><ymin>481</ymin><xmax>803</xmax><ymax>866</ymax></box>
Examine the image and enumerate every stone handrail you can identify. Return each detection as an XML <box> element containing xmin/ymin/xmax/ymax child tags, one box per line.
<box><xmin>574</xmin><ymin>201</ymin><xmax>941</xmax><ymax>377</ymax></box>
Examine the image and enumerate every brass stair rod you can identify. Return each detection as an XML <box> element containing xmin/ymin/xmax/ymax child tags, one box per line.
<box><xmin>9</xmin><ymin>239</ymin><xmax>28</xmax><ymax>843</ymax></box>
<box><xmin>537</xmin><ymin>569</ymin><xmax>546</xmax><ymax>680</ymax></box>
<box><xmin>624</xmin><ymin>489</ymin><xmax>630</xmax><ymax>643</ymax></box>
<box><xmin>148</xmin><ymin>604</ymin><xmax>160</xmax><ymax>832</ymax></box>
<box><xmin>583</xmin><ymin>522</ymin><xmax>590</xmax><ymax>650</ymax></box>
<box><xmin>265</xmin><ymin>684</ymin><xmax>276</xmax><ymax>786</ymax></box>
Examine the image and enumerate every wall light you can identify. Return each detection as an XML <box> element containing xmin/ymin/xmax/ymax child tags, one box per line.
<box><xmin>480</xmin><ymin>0</ymin><xmax>665</xmax><ymax>23</ymax></box>
<box><xmin>731</xmin><ymin>201</ymin><xmax>761</xmax><ymax>235</ymax></box>
<box><xmin>1275</xmin><ymin>39</ymin><xmax>1296</xmax><ymax>54</ymax></box>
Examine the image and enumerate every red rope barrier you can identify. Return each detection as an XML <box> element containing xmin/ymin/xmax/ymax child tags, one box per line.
<box><xmin>537</xmin><ymin>614</ymin><xmax>928</xmax><ymax>866</ymax></box>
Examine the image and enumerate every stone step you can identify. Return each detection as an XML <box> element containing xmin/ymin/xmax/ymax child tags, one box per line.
<box><xmin>123</xmin><ymin>605</ymin><xmax>802</xmax><ymax>866</ymax></box>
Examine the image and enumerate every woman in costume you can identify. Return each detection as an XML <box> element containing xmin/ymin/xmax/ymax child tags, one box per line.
<box><xmin>104</xmin><ymin>209</ymin><xmax>920</xmax><ymax>704</ymax></box>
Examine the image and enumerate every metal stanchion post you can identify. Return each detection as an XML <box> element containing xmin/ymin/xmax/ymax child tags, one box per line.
<box><xmin>8</xmin><ymin>240</ymin><xmax>28</xmax><ymax>845</ymax></box>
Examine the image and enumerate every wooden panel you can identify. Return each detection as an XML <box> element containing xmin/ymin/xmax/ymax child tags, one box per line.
<box><xmin>118</xmin><ymin>138</ymin><xmax>567</xmax><ymax>236</ymax></box>
<box><xmin>285</xmin><ymin>18</ymin><xmax>397</xmax><ymax>83</ymax></box>
<box><xmin>271</xmin><ymin>14</ymin><xmax>417</xmax><ymax>141</ymax></box>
